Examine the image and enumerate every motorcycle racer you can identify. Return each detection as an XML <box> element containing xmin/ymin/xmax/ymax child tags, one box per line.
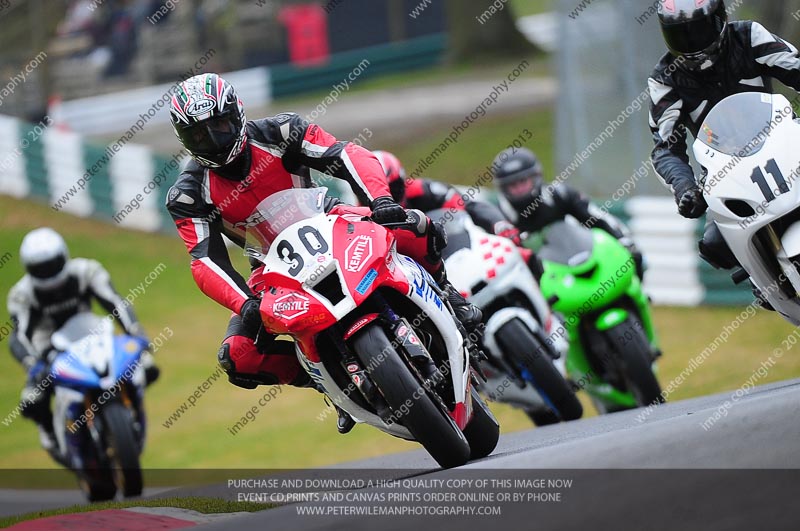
<box><xmin>489</xmin><ymin>147</ymin><xmax>643</xmax><ymax>278</ymax></box>
<box><xmin>165</xmin><ymin>73</ymin><xmax>482</xmax><ymax>434</ymax></box>
<box><xmin>6</xmin><ymin>228</ymin><xmax>157</xmax><ymax>465</ymax></box>
<box><xmin>649</xmin><ymin>0</ymin><xmax>800</xmax><ymax>295</ymax></box>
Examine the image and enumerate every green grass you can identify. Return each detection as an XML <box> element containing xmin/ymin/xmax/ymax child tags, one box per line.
<box><xmin>0</xmin><ymin>496</ymin><xmax>271</xmax><ymax>529</ymax></box>
<box><xmin>390</xmin><ymin>107</ymin><xmax>555</xmax><ymax>186</ymax></box>
<box><xmin>510</xmin><ymin>0</ymin><xmax>554</xmax><ymax>18</ymax></box>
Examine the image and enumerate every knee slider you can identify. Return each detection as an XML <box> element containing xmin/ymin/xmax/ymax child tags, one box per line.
<box><xmin>217</xmin><ymin>343</ymin><xmax>235</xmax><ymax>374</ymax></box>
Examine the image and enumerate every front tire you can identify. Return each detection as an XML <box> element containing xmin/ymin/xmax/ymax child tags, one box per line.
<box><xmin>462</xmin><ymin>387</ymin><xmax>499</xmax><ymax>460</ymax></box>
<box><xmin>101</xmin><ymin>402</ymin><xmax>143</xmax><ymax>497</ymax></box>
<box><xmin>607</xmin><ymin>318</ymin><xmax>664</xmax><ymax>408</ymax></box>
<box><xmin>352</xmin><ymin>324</ymin><xmax>471</xmax><ymax>468</ymax></box>
<box><xmin>497</xmin><ymin>318</ymin><xmax>583</xmax><ymax>422</ymax></box>
<box><xmin>79</xmin><ymin>469</ymin><xmax>117</xmax><ymax>502</ymax></box>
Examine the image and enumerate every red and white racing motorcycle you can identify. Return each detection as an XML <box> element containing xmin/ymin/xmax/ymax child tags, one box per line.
<box><xmin>244</xmin><ymin>188</ymin><xmax>499</xmax><ymax>468</ymax></box>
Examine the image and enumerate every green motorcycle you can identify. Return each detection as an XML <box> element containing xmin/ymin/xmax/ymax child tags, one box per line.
<box><xmin>532</xmin><ymin>221</ymin><xmax>664</xmax><ymax>413</ymax></box>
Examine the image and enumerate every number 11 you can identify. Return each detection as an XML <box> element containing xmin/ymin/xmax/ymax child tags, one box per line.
<box><xmin>751</xmin><ymin>158</ymin><xmax>789</xmax><ymax>202</ymax></box>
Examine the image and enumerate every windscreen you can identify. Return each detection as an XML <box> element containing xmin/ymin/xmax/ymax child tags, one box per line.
<box><xmin>538</xmin><ymin>221</ymin><xmax>595</xmax><ymax>266</ymax></box>
<box><xmin>698</xmin><ymin>93</ymin><xmax>777</xmax><ymax>157</ymax></box>
<box><xmin>244</xmin><ymin>187</ymin><xmax>327</xmax><ymax>256</ymax></box>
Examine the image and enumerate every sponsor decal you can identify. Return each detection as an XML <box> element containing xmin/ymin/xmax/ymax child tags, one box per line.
<box><xmin>355</xmin><ymin>268</ymin><xmax>378</xmax><ymax>295</ymax></box>
<box><xmin>186</xmin><ymin>98</ymin><xmax>216</xmax><ymax>116</ymax></box>
<box><xmin>233</xmin><ymin>210</ymin><xmax>266</xmax><ymax>230</ymax></box>
<box><xmin>346</xmin><ymin>363</ymin><xmax>360</xmax><ymax>373</ymax></box>
<box><xmin>300</xmin><ymin>312</ymin><xmax>328</xmax><ymax>326</ymax></box>
<box><xmin>397</xmin><ymin>325</ymin><xmax>409</xmax><ymax>336</ymax></box>
<box><xmin>272</xmin><ymin>293</ymin><xmax>310</xmax><ymax>320</ymax></box>
<box><xmin>344</xmin><ymin>235</ymin><xmax>373</xmax><ymax>273</ymax></box>
<box><xmin>353</xmin><ymin>374</ymin><xmax>362</xmax><ymax>385</ymax></box>
<box><xmin>402</xmin><ymin>257</ymin><xmax>443</xmax><ymax>310</ymax></box>
<box><xmin>343</xmin><ymin>313</ymin><xmax>380</xmax><ymax>340</ymax></box>
<box><xmin>385</xmin><ymin>252</ymin><xmax>396</xmax><ymax>272</ymax></box>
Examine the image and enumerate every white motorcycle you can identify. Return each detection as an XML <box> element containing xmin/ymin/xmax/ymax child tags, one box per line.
<box><xmin>694</xmin><ymin>92</ymin><xmax>800</xmax><ymax>325</ymax></box>
<box><xmin>428</xmin><ymin>209</ymin><xmax>583</xmax><ymax>425</ymax></box>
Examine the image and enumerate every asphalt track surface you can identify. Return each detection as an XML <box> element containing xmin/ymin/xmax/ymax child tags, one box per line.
<box><xmin>2</xmin><ymin>379</ymin><xmax>799</xmax><ymax>529</ymax></box>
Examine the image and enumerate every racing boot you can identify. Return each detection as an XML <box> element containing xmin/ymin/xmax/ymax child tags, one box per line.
<box><xmin>141</xmin><ymin>352</ymin><xmax>160</xmax><ymax>386</ymax></box>
<box><xmin>335</xmin><ymin>405</ymin><xmax>356</xmax><ymax>434</ymax></box>
<box><xmin>318</xmin><ymin>385</ymin><xmax>355</xmax><ymax>434</ymax></box>
<box><xmin>433</xmin><ymin>270</ymin><xmax>483</xmax><ymax>330</ymax></box>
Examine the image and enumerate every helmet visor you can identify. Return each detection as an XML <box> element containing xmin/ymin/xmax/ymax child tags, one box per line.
<box><xmin>27</xmin><ymin>255</ymin><xmax>66</xmax><ymax>280</ymax></box>
<box><xmin>177</xmin><ymin>112</ymin><xmax>242</xmax><ymax>155</ymax></box>
<box><xmin>662</xmin><ymin>4</ymin><xmax>726</xmax><ymax>55</ymax></box>
<box><xmin>500</xmin><ymin>174</ymin><xmax>542</xmax><ymax>202</ymax></box>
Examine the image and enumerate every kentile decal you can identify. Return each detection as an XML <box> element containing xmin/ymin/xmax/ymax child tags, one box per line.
<box><xmin>345</xmin><ymin>235</ymin><xmax>373</xmax><ymax>273</ymax></box>
<box><xmin>272</xmin><ymin>293</ymin><xmax>311</xmax><ymax>320</ymax></box>
<box><xmin>356</xmin><ymin>268</ymin><xmax>379</xmax><ymax>295</ymax></box>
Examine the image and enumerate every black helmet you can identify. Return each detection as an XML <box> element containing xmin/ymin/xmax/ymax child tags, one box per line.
<box><xmin>170</xmin><ymin>73</ymin><xmax>247</xmax><ymax>168</ymax></box>
<box><xmin>492</xmin><ymin>147</ymin><xmax>544</xmax><ymax>211</ymax></box>
<box><xmin>658</xmin><ymin>0</ymin><xmax>728</xmax><ymax>71</ymax></box>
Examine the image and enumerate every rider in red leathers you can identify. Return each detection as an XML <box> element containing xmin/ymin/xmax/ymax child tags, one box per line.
<box><xmin>165</xmin><ymin>74</ymin><xmax>481</xmax><ymax>433</ymax></box>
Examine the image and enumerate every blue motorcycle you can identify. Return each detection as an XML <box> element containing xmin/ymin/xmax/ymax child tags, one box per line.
<box><xmin>49</xmin><ymin>313</ymin><xmax>147</xmax><ymax>501</ymax></box>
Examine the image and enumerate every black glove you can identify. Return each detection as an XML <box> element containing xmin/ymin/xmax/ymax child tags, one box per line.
<box><xmin>240</xmin><ymin>298</ymin><xmax>263</xmax><ymax>336</ymax></box>
<box><xmin>677</xmin><ymin>186</ymin><xmax>707</xmax><ymax>219</ymax></box>
<box><xmin>370</xmin><ymin>196</ymin><xmax>407</xmax><ymax>225</ymax></box>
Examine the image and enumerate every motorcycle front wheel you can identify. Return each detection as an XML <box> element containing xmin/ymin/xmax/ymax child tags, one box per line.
<box><xmin>352</xmin><ymin>323</ymin><xmax>471</xmax><ymax>468</ymax></box>
<box><xmin>102</xmin><ymin>401</ymin><xmax>143</xmax><ymax>497</ymax></box>
<box><xmin>606</xmin><ymin>317</ymin><xmax>664</xmax><ymax>408</ymax></box>
<box><xmin>497</xmin><ymin>318</ymin><xmax>583</xmax><ymax>423</ymax></box>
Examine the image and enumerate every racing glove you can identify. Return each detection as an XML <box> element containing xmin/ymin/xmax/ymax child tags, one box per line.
<box><xmin>371</xmin><ymin>196</ymin><xmax>407</xmax><ymax>225</ymax></box>
<box><xmin>677</xmin><ymin>186</ymin><xmax>707</xmax><ymax>219</ymax></box>
<box><xmin>493</xmin><ymin>220</ymin><xmax>522</xmax><ymax>246</ymax></box>
<box><xmin>240</xmin><ymin>298</ymin><xmax>263</xmax><ymax>336</ymax></box>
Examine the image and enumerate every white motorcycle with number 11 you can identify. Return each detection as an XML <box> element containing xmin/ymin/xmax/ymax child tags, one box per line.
<box><xmin>694</xmin><ymin>92</ymin><xmax>800</xmax><ymax>324</ymax></box>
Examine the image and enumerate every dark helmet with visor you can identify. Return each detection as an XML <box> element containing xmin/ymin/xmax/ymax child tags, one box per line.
<box><xmin>658</xmin><ymin>0</ymin><xmax>728</xmax><ymax>71</ymax></box>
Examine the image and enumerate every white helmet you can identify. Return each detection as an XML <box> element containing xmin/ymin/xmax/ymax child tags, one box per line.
<box><xmin>19</xmin><ymin>228</ymin><xmax>69</xmax><ymax>289</ymax></box>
